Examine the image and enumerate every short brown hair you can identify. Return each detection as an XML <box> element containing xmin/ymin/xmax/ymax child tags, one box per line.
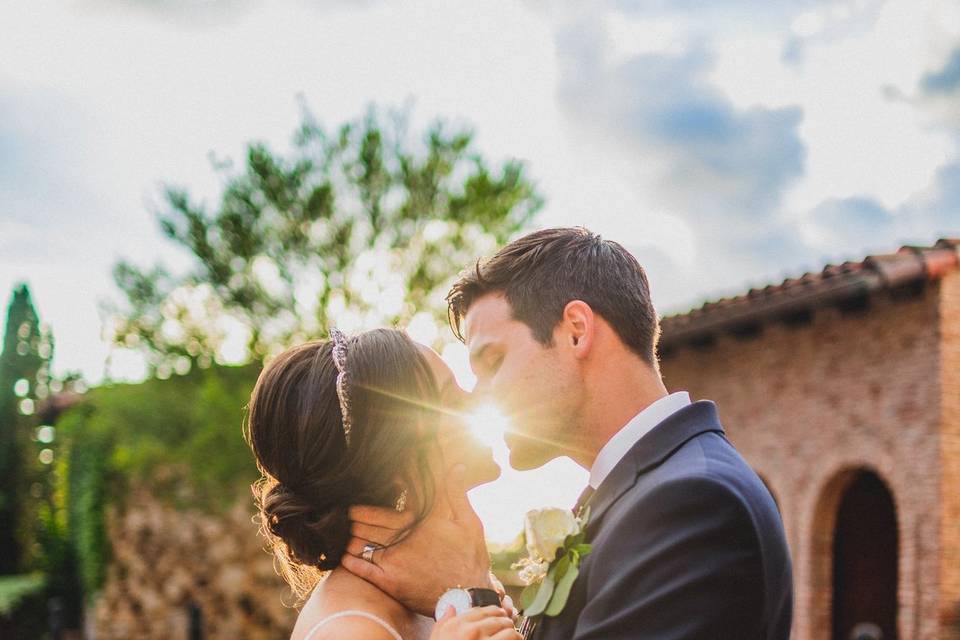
<box><xmin>447</xmin><ymin>227</ymin><xmax>660</xmax><ymax>364</ymax></box>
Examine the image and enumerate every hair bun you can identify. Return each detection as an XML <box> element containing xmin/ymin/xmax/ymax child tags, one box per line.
<box><xmin>259</xmin><ymin>481</ymin><xmax>350</xmax><ymax>571</ymax></box>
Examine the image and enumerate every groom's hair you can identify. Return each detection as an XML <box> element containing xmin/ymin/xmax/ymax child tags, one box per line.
<box><xmin>447</xmin><ymin>227</ymin><xmax>660</xmax><ymax>365</ymax></box>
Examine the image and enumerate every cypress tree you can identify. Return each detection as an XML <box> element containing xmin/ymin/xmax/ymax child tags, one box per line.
<box><xmin>0</xmin><ymin>284</ymin><xmax>51</xmax><ymax>574</ymax></box>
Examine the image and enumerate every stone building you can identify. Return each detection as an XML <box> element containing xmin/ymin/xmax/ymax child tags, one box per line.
<box><xmin>658</xmin><ymin>239</ymin><xmax>960</xmax><ymax>640</ymax></box>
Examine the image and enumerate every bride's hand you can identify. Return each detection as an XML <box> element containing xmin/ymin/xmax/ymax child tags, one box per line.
<box><xmin>429</xmin><ymin>605</ymin><xmax>521</xmax><ymax>640</ymax></box>
<box><xmin>342</xmin><ymin>464</ymin><xmax>493</xmax><ymax>615</ymax></box>
<box><xmin>488</xmin><ymin>572</ymin><xmax>517</xmax><ymax>623</ymax></box>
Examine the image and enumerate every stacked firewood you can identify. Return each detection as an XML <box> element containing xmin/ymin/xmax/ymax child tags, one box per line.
<box><xmin>90</xmin><ymin>488</ymin><xmax>297</xmax><ymax>639</ymax></box>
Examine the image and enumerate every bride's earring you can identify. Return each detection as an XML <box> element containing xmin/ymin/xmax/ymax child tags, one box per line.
<box><xmin>394</xmin><ymin>488</ymin><xmax>408</xmax><ymax>513</ymax></box>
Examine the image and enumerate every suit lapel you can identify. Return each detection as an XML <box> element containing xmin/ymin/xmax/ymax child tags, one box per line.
<box><xmin>529</xmin><ymin>402</ymin><xmax>726</xmax><ymax>640</ymax></box>
<box><xmin>586</xmin><ymin>401</ymin><xmax>725</xmax><ymax>531</ymax></box>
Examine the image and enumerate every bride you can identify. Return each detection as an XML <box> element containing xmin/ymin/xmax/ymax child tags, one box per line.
<box><xmin>246</xmin><ymin>328</ymin><xmax>521</xmax><ymax>640</ymax></box>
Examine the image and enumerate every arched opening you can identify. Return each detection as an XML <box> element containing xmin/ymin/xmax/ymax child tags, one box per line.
<box><xmin>829</xmin><ymin>470</ymin><xmax>899</xmax><ymax>640</ymax></box>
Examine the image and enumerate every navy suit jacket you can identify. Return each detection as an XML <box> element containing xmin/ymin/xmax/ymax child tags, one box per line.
<box><xmin>532</xmin><ymin>401</ymin><xmax>793</xmax><ymax>640</ymax></box>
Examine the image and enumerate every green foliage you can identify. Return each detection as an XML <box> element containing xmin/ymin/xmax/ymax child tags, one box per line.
<box><xmin>0</xmin><ymin>573</ymin><xmax>44</xmax><ymax>616</ymax></box>
<box><xmin>58</xmin><ymin>407</ymin><xmax>112</xmax><ymax>598</ymax></box>
<box><xmin>35</xmin><ymin>460</ymin><xmax>83</xmax><ymax>628</ymax></box>
<box><xmin>522</xmin><ymin>563</ymin><xmax>556</xmax><ymax>617</ymax></box>
<box><xmin>52</xmin><ymin>364</ymin><xmax>260</xmax><ymax>595</ymax></box>
<box><xmin>0</xmin><ymin>284</ymin><xmax>54</xmax><ymax>575</ymax></box>
<box><xmin>489</xmin><ymin>531</ymin><xmax>525</xmax><ymax>572</ymax></box>
<box><xmin>105</xmin><ymin>105</ymin><xmax>543</xmax><ymax>373</ymax></box>
<box><xmin>62</xmin><ymin>364</ymin><xmax>259</xmax><ymax>506</ymax></box>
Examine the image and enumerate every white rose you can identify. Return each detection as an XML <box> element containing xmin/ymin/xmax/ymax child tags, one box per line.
<box><xmin>524</xmin><ymin>507</ymin><xmax>579</xmax><ymax>562</ymax></box>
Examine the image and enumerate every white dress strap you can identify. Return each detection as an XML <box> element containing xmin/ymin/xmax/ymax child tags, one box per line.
<box><xmin>303</xmin><ymin>610</ymin><xmax>403</xmax><ymax>640</ymax></box>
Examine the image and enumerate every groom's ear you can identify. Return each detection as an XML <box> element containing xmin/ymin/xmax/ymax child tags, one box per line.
<box><xmin>560</xmin><ymin>300</ymin><xmax>594</xmax><ymax>359</ymax></box>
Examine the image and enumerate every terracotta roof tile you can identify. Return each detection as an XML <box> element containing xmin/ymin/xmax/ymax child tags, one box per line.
<box><xmin>659</xmin><ymin>238</ymin><xmax>960</xmax><ymax>351</ymax></box>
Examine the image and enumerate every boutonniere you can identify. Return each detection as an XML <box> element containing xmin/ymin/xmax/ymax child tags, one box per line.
<box><xmin>513</xmin><ymin>506</ymin><xmax>592</xmax><ymax>618</ymax></box>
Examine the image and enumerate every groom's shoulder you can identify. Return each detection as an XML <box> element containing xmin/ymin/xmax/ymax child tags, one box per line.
<box><xmin>624</xmin><ymin>399</ymin><xmax>761</xmax><ymax>493</ymax></box>
<box><xmin>609</xmin><ymin>428</ymin><xmax>788</xmax><ymax>570</ymax></box>
<box><xmin>626</xmin><ymin>428</ymin><xmax>775</xmax><ymax>523</ymax></box>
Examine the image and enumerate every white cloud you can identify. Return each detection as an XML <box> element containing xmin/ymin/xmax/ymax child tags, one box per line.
<box><xmin>779</xmin><ymin>0</ymin><xmax>954</xmax><ymax>215</ymax></box>
<box><xmin>547</xmin><ymin>0</ymin><xmax>959</xmax><ymax>308</ymax></box>
<box><xmin>2</xmin><ymin>0</ymin><xmax>959</xmax><ymax>381</ymax></box>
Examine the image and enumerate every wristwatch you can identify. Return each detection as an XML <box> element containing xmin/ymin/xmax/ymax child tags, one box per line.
<box><xmin>434</xmin><ymin>587</ymin><xmax>502</xmax><ymax>620</ymax></box>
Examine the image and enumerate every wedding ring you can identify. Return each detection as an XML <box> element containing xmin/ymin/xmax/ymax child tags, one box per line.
<box><xmin>361</xmin><ymin>543</ymin><xmax>379</xmax><ymax>563</ymax></box>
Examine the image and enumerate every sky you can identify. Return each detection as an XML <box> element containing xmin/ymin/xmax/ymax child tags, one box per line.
<box><xmin>2</xmin><ymin>0</ymin><xmax>959</xmax><ymax>541</ymax></box>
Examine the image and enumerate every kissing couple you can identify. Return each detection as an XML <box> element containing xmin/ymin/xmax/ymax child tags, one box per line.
<box><xmin>246</xmin><ymin>227</ymin><xmax>793</xmax><ymax>639</ymax></box>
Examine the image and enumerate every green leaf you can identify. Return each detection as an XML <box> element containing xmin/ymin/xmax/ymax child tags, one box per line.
<box><xmin>520</xmin><ymin>583</ymin><xmax>539</xmax><ymax>612</ymax></box>
<box><xmin>573</xmin><ymin>543</ymin><xmax>593</xmax><ymax>556</ymax></box>
<box><xmin>523</xmin><ymin>564</ymin><xmax>557</xmax><ymax>617</ymax></box>
<box><xmin>545</xmin><ymin>564</ymin><xmax>579</xmax><ymax>617</ymax></box>
<box><xmin>0</xmin><ymin>573</ymin><xmax>45</xmax><ymax>617</ymax></box>
<box><xmin>554</xmin><ymin>554</ymin><xmax>571</xmax><ymax>582</ymax></box>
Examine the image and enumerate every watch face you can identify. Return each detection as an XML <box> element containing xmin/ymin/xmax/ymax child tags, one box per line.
<box><xmin>435</xmin><ymin>588</ymin><xmax>473</xmax><ymax>620</ymax></box>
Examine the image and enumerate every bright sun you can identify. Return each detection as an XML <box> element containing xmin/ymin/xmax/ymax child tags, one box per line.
<box><xmin>466</xmin><ymin>403</ymin><xmax>511</xmax><ymax>449</ymax></box>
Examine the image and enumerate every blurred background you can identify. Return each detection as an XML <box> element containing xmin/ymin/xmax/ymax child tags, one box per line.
<box><xmin>1</xmin><ymin>1</ymin><xmax>958</xmax><ymax>638</ymax></box>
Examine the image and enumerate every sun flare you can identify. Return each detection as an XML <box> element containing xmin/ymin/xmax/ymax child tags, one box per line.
<box><xmin>466</xmin><ymin>403</ymin><xmax>511</xmax><ymax>449</ymax></box>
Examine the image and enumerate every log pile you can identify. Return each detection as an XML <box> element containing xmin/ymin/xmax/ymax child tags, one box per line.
<box><xmin>91</xmin><ymin>488</ymin><xmax>297</xmax><ymax>639</ymax></box>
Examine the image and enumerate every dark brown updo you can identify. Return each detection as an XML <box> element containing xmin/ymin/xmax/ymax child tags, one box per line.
<box><xmin>246</xmin><ymin>328</ymin><xmax>440</xmax><ymax>602</ymax></box>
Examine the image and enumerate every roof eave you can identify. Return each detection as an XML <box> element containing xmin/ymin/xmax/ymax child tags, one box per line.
<box><xmin>658</xmin><ymin>239</ymin><xmax>959</xmax><ymax>353</ymax></box>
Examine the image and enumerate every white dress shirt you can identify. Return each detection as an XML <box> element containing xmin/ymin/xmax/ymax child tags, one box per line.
<box><xmin>588</xmin><ymin>391</ymin><xmax>692</xmax><ymax>489</ymax></box>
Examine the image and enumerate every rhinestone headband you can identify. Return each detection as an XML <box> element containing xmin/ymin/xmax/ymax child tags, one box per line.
<box><xmin>329</xmin><ymin>328</ymin><xmax>353</xmax><ymax>446</ymax></box>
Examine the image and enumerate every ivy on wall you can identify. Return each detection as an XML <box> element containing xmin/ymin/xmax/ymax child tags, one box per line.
<box><xmin>54</xmin><ymin>363</ymin><xmax>261</xmax><ymax>596</ymax></box>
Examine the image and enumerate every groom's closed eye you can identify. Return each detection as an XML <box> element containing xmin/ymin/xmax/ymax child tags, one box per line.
<box><xmin>474</xmin><ymin>351</ymin><xmax>503</xmax><ymax>379</ymax></box>
<box><xmin>469</xmin><ymin>344</ymin><xmax>491</xmax><ymax>375</ymax></box>
<box><xmin>486</xmin><ymin>355</ymin><xmax>504</xmax><ymax>376</ymax></box>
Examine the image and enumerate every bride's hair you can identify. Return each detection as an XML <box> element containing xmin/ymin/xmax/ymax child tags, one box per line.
<box><xmin>246</xmin><ymin>328</ymin><xmax>440</xmax><ymax>602</ymax></box>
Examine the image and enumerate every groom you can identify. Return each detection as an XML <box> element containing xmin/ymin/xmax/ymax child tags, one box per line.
<box><xmin>343</xmin><ymin>227</ymin><xmax>793</xmax><ymax>639</ymax></box>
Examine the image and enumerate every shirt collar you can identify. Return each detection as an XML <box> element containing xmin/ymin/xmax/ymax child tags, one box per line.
<box><xmin>588</xmin><ymin>391</ymin><xmax>692</xmax><ymax>489</ymax></box>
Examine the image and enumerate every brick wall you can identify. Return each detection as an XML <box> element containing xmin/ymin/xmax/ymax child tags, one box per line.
<box><xmin>939</xmin><ymin>270</ymin><xmax>960</xmax><ymax>638</ymax></box>
<box><xmin>659</xmin><ymin>285</ymin><xmax>946</xmax><ymax>640</ymax></box>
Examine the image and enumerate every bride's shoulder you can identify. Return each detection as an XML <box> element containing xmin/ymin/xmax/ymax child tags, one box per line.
<box><xmin>290</xmin><ymin>570</ymin><xmax>408</xmax><ymax>640</ymax></box>
<box><xmin>292</xmin><ymin>613</ymin><xmax>400</xmax><ymax>640</ymax></box>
